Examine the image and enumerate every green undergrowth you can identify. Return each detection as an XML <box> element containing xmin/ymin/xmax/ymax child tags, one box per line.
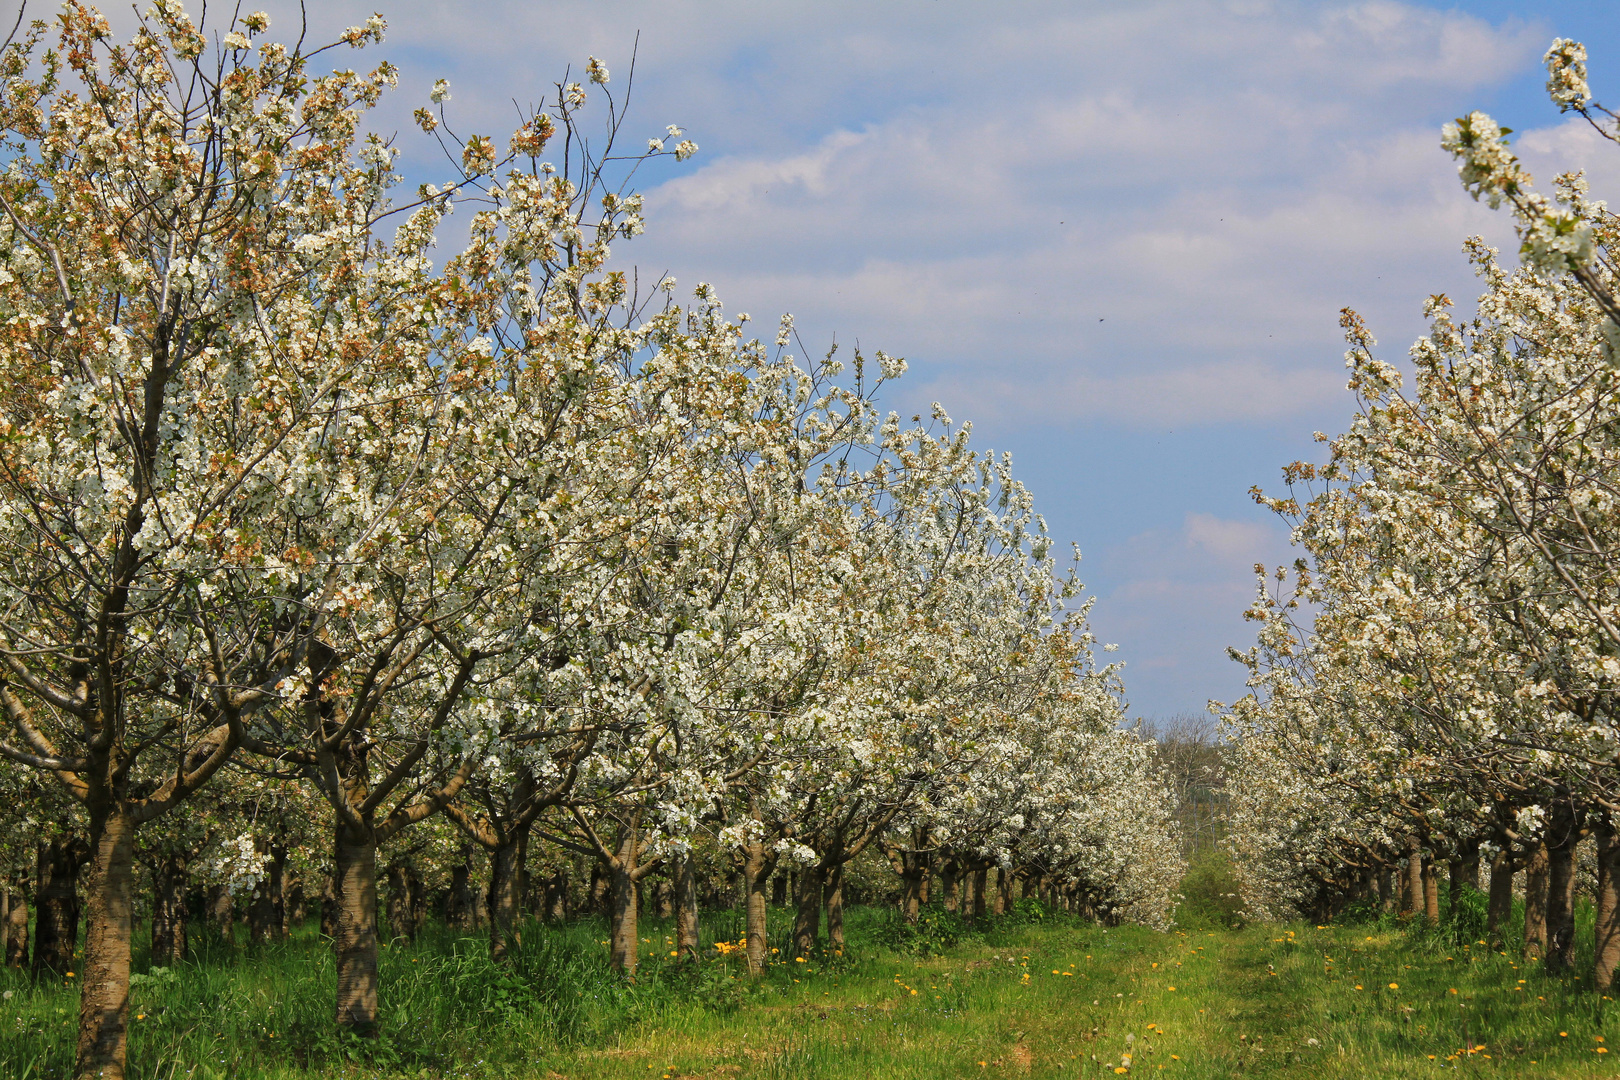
<box><xmin>4</xmin><ymin>901</ymin><xmax>1620</xmax><ymax>1078</ymax></box>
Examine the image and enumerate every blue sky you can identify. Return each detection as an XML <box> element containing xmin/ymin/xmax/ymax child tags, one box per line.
<box><xmin>128</xmin><ymin>0</ymin><xmax>1620</xmax><ymax>719</ymax></box>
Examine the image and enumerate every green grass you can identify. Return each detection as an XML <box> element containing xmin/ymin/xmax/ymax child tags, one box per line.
<box><xmin>4</xmin><ymin>901</ymin><xmax>1620</xmax><ymax>1078</ymax></box>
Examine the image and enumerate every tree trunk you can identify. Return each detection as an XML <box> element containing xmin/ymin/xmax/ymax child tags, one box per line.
<box><xmin>675</xmin><ymin>853</ymin><xmax>700</xmax><ymax>960</ymax></box>
<box><xmin>150</xmin><ymin>856</ymin><xmax>187</xmax><ymax>965</ymax></box>
<box><xmin>743</xmin><ymin>840</ymin><xmax>773</xmax><ymax>976</ymax></box>
<box><xmin>941</xmin><ymin>860</ymin><xmax>961</xmax><ymax>914</ymax></box>
<box><xmin>33</xmin><ymin>835</ymin><xmax>83</xmax><ymax>976</ymax></box>
<box><xmin>997</xmin><ymin>867</ymin><xmax>1014</xmax><ymax>916</ymax></box>
<box><xmin>1401</xmin><ymin>847</ymin><xmax>1421</xmax><ymax>917</ymax></box>
<box><xmin>546</xmin><ymin>869</ymin><xmax>570</xmax><ymax>923</ymax></box>
<box><xmin>488</xmin><ymin>837</ymin><xmax>524</xmax><ymax>961</ymax></box>
<box><xmin>607</xmin><ymin>861</ymin><xmax>639</xmax><ymax>977</ymax></box>
<box><xmin>1450</xmin><ymin>838</ymin><xmax>1480</xmax><ymax>906</ymax></box>
<box><xmin>75</xmin><ymin>808</ymin><xmax>136</xmax><ymax>1080</ymax></box>
<box><xmin>207</xmin><ymin>883</ymin><xmax>235</xmax><ymax>944</ymax></box>
<box><xmin>792</xmin><ymin>865</ymin><xmax>824</xmax><ymax>956</ymax></box>
<box><xmin>1546</xmin><ymin>831</ymin><xmax>1578</xmax><ymax>972</ymax></box>
<box><xmin>5</xmin><ymin>884</ymin><xmax>27</xmax><ymax>969</ymax></box>
<box><xmin>1376</xmin><ymin>868</ymin><xmax>1392</xmax><ymax>911</ymax></box>
<box><xmin>332</xmin><ymin>828</ymin><xmax>380</xmax><ymax>1035</ymax></box>
<box><xmin>893</xmin><ymin>849</ymin><xmax>926</xmax><ymax>925</ymax></box>
<box><xmin>449</xmin><ymin>853</ymin><xmax>476</xmax><ymax>930</ymax></box>
<box><xmin>320</xmin><ymin>872</ymin><xmax>338</xmax><ymax>939</ymax></box>
<box><xmin>589</xmin><ymin>862</ymin><xmax>609</xmax><ymax>916</ymax></box>
<box><xmin>1486</xmin><ymin>848</ymin><xmax>1514</xmax><ymax>942</ymax></box>
<box><xmin>1422</xmin><ymin>855</ymin><xmax>1439</xmax><ymax>927</ymax></box>
<box><xmin>386</xmin><ymin>862</ymin><xmax>416</xmax><ymax>944</ymax></box>
<box><xmin>826</xmin><ymin>863</ymin><xmax>845</xmax><ymax>951</ymax></box>
<box><xmin>286</xmin><ymin>879</ymin><xmax>309</xmax><ymax>928</ymax></box>
<box><xmin>249</xmin><ymin>846</ymin><xmax>286</xmax><ymax>946</ymax></box>
<box><xmin>1523</xmin><ymin>844</ymin><xmax>1550</xmax><ymax>962</ymax></box>
<box><xmin>1594</xmin><ymin>824</ymin><xmax>1620</xmax><ymax>991</ymax></box>
<box><xmin>771</xmin><ymin>872</ymin><xmax>787</xmax><ymax>907</ymax></box>
<box><xmin>972</xmin><ymin>867</ymin><xmax>989</xmax><ymax>923</ymax></box>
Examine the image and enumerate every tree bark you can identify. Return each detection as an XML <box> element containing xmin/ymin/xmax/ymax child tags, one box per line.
<box><xmin>1594</xmin><ymin>824</ymin><xmax>1620</xmax><ymax>991</ymax></box>
<box><xmin>488</xmin><ymin>836</ymin><xmax>525</xmax><ymax>961</ymax></box>
<box><xmin>1546</xmin><ymin>831</ymin><xmax>1578</xmax><ymax>972</ymax></box>
<box><xmin>742</xmin><ymin>839</ymin><xmax>774</xmax><ymax>976</ymax></box>
<box><xmin>449</xmin><ymin>852</ymin><xmax>476</xmax><ymax>930</ymax></box>
<box><xmin>1422</xmin><ymin>855</ymin><xmax>1439</xmax><ymax>927</ymax></box>
<box><xmin>589</xmin><ymin>862</ymin><xmax>609</xmax><ymax>916</ymax></box>
<box><xmin>5</xmin><ymin>883</ymin><xmax>28</xmax><ymax>968</ymax></box>
<box><xmin>1486</xmin><ymin>848</ymin><xmax>1515</xmax><ymax>942</ymax></box>
<box><xmin>545</xmin><ymin>869</ymin><xmax>569</xmax><ymax>923</ymax></box>
<box><xmin>320</xmin><ymin>872</ymin><xmax>338</xmax><ymax>939</ymax></box>
<box><xmin>1376</xmin><ymin>868</ymin><xmax>1392</xmax><ymax>911</ymax></box>
<box><xmin>825</xmin><ymin>863</ymin><xmax>845</xmax><ymax>951</ymax></box>
<box><xmin>607</xmin><ymin>859</ymin><xmax>639</xmax><ymax>977</ymax></box>
<box><xmin>286</xmin><ymin>878</ymin><xmax>309</xmax><ymax>928</ymax></box>
<box><xmin>1401</xmin><ymin>846</ymin><xmax>1421</xmax><ymax>917</ymax></box>
<box><xmin>972</xmin><ymin>867</ymin><xmax>989</xmax><ymax>923</ymax></box>
<box><xmin>1523</xmin><ymin>843</ymin><xmax>1550</xmax><ymax>962</ymax></box>
<box><xmin>792</xmin><ymin>865</ymin><xmax>824</xmax><ymax>956</ymax></box>
<box><xmin>386</xmin><ymin>862</ymin><xmax>416</xmax><ymax>944</ymax></box>
<box><xmin>941</xmin><ymin>860</ymin><xmax>960</xmax><ymax>914</ymax></box>
<box><xmin>33</xmin><ymin>835</ymin><xmax>84</xmax><ymax>976</ymax></box>
<box><xmin>75</xmin><ymin>808</ymin><xmax>136</xmax><ymax>1080</ymax></box>
<box><xmin>1450</xmin><ymin>838</ymin><xmax>1481</xmax><ymax>906</ymax></box>
<box><xmin>207</xmin><ymin>883</ymin><xmax>235</xmax><ymax>944</ymax></box>
<box><xmin>675</xmin><ymin>853</ymin><xmax>700</xmax><ymax>960</ymax></box>
<box><xmin>249</xmin><ymin>845</ymin><xmax>286</xmax><ymax>946</ymax></box>
<box><xmin>890</xmin><ymin>847</ymin><xmax>927</xmax><ymax>925</ymax></box>
<box><xmin>996</xmin><ymin>867</ymin><xmax>1014</xmax><ymax>916</ymax></box>
<box><xmin>332</xmin><ymin>828</ymin><xmax>380</xmax><ymax>1035</ymax></box>
<box><xmin>150</xmin><ymin>856</ymin><xmax>187</xmax><ymax>966</ymax></box>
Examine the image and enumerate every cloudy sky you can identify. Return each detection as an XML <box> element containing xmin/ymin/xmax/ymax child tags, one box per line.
<box><xmin>117</xmin><ymin>0</ymin><xmax>1620</xmax><ymax>719</ymax></box>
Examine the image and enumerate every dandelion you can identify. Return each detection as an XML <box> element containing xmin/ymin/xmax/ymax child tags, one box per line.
<box><xmin>1387</xmin><ymin>983</ymin><xmax>1398</xmax><ymax>990</ymax></box>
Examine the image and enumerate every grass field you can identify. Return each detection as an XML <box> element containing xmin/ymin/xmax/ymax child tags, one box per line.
<box><xmin>4</xmin><ymin>899</ymin><xmax>1620</xmax><ymax>1079</ymax></box>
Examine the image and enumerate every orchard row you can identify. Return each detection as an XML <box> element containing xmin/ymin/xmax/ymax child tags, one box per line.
<box><xmin>1222</xmin><ymin>39</ymin><xmax>1620</xmax><ymax>993</ymax></box>
<box><xmin>0</xmin><ymin>7</ymin><xmax>1180</xmax><ymax>1080</ymax></box>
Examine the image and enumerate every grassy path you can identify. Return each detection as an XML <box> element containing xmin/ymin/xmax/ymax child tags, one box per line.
<box><xmin>526</xmin><ymin>919</ymin><xmax>1620</xmax><ymax>1078</ymax></box>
